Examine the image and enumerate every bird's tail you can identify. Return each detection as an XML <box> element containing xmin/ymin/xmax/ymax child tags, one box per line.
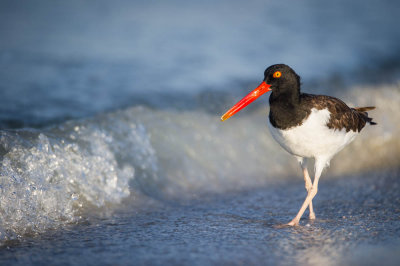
<box><xmin>354</xmin><ymin>106</ymin><xmax>375</xmax><ymax>112</ymax></box>
<box><xmin>354</xmin><ymin>106</ymin><xmax>377</xmax><ymax>125</ymax></box>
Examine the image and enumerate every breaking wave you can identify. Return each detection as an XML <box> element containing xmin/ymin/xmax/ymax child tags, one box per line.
<box><xmin>0</xmin><ymin>82</ymin><xmax>399</xmax><ymax>242</ymax></box>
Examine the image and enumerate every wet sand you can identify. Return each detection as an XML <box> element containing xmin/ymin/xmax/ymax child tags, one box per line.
<box><xmin>0</xmin><ymin>170</ymin><xmax>399</xmax><ymax>266</ymax></box>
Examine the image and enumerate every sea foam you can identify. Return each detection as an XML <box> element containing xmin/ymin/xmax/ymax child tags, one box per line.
<box><xmin>0</xmin><ymin>83</ymin><xmax>399</xmax><ymax>242</ymax></box>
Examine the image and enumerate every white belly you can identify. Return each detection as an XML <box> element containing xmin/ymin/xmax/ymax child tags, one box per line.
<box><xmin>267</xmin><ymin>108</ymin><xmax>358</xmax><ymax>160</ymax></box>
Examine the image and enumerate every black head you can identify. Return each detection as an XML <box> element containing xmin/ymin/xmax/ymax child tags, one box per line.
<box><xmin>220</xmin><ymin>64</ymin><xmax>301</xmax><ymax>121</ymax></box>
<box><xmin>263</xmin><ymin>64</ymin><xmax>301</xmax><ymax>98</ymax></box>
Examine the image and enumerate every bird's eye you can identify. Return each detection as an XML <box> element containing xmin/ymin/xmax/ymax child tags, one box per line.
<box><xmin>273</xmin><ymin>71</ymin><xmax>282</xmax><ymax>78</ymax></box>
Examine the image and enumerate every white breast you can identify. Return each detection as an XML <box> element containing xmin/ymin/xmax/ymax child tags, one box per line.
<box><xmin>267</xmin><ymin>108</ymin><xmax>358</xmax><ymax>160</ymax></box>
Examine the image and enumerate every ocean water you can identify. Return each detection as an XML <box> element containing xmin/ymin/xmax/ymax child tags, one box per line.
<box><xmin>0</xmin><ymin>0</ymin><xmax>400</xmax><ymax>265</ymax></box>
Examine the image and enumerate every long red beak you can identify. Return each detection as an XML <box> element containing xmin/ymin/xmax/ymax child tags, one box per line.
<box><xmin>220</xmin><ymin>81</ymin><xmax>271</xmax><ymax>121</ymax></box>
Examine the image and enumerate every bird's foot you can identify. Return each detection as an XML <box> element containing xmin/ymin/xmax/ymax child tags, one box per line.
<box><xmin>273</xmin><ymin>223</ymin><xmax>292</xmax><ymax>229</ymax></box>
<box><xmin>309</xmin><ymin>212</ymin><xmax>316</xmax><ymax>220</ymax></box>
<box><xmin>287</xmin><ymin>219</ymin><xmax>299</xmax><ymax>226</ymax></box>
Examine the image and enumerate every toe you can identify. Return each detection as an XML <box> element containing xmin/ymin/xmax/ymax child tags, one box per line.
<box><xmin>287</xmin><ymin>219</ymin><xmax>299</xmax><ymax>226</ymax></box>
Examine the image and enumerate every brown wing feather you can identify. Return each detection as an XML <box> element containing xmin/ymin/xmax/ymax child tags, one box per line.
<box><xmin>301</xmin><ymin>94</ymin><xmax>376</xmax><ymax>132</ymax></box>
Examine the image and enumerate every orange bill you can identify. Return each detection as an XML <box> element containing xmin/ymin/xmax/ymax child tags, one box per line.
<box><xmin>220</xmin><ymin>81</ymin><xmax>271</xmax><ymax>121</ymax></box>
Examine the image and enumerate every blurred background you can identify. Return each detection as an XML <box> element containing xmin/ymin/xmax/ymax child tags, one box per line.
<box><xmin>0</xmin><ymin>0</ymin><xmax>399</xmax><ymax>264</ymax></box>
<box><xmin>1</xmin><ymin>0</ymin><xmax>399</xmax><ymax>128</ymax></box>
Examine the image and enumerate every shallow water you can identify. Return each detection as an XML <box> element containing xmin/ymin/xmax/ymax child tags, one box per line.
<box><xmin>0</xmin><ymin>171</ymin><xmax>399</xmax><ymax>266</ymax></box>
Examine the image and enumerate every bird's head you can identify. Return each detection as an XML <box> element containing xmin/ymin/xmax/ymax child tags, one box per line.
<box><xmin>264</xmin><ymin>64</ymin><xmax>300</xmax><ymax>95</ymax></box>
<box><xmin>221</xmin><ymin>64</ymin><xmax>300</xmax><ymax>121</ymax></box>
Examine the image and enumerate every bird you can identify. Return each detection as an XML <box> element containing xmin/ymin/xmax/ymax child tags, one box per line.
<box><xmin>220</xmin><ymin>64</ymin><xmax>376</xmax><ymax>226</ymax></box>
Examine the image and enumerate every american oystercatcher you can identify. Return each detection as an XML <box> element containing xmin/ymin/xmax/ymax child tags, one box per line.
<box><xmin>221</xmin><ymin>64</ymin><xmax>376</xmax><ymax>226</ymax></box>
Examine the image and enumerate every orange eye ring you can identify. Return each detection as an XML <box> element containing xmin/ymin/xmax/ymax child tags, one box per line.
<box><xmin>273</xmin><ymin>71</ymin><xmax>282</xmax><ymax>78</ymax></box>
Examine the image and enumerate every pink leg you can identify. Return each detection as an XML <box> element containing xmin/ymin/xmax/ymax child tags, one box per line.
<box><xmin>303</xmin><ymin>167</ymin><xmax>316</xmax><ymax>220</ymax></box>
<box><xmin>296</xmin><ymin>157</ymin><xmax>315</xmax><ymax>220</ymax></box>
<box><xmin>288</xmin><ymin>158</ymin><xmax>327</xmax><ymax>226</ymax></box>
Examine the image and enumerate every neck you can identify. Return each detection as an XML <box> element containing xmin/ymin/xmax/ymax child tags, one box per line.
<box><xmin>269</xmin><ymin>90</ymin><xmax>300</xmax><ymax>106</ymax></box>
<box><xmin>268</xmin><ymin>88</ymin><xmax>307</xmax><ymax>130</ymax></box>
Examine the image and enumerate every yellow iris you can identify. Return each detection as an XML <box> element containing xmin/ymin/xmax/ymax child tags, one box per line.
<box><xmin>273</xmin><ymin>71</ymin><xmax>282</xmax><ymax>78</ymax></box>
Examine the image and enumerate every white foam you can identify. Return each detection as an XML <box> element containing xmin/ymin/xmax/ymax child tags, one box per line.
<box><xmin>0</xmin><ymin>114</ymin><xmax>158</xmax><ymax>241</ymax></box>
<box><xmin>0</xmin><ymin>83</ymin><xmax>399</xmax><ymax>242</ymax></box>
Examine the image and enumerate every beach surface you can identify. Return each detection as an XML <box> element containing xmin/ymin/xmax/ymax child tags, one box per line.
<box><xmin>0</xmin><ymin>171</ymin><xmax>399</xmax><ymax>265</ymax></box>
